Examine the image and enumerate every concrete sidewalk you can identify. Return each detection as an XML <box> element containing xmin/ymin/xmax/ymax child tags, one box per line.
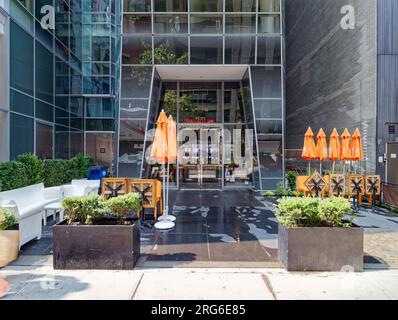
<box><xmin>1</xmin><ymin>266</ymin><xmax>398</xmax><ymax>300</ymax></box>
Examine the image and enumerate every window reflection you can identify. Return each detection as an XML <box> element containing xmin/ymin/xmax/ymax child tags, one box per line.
<box><xmin>258</xmin><ymin>14</ymin><xmax>280</xmax><ymax>33</ymax></box>
<box><xmin>259</xmin><ymin>0</ymin><xmax>280</xmax><ymax>12</ymax></box>
<box><xmin>225</xmin><ymin>14</ymin><xmax>256</xmax><ymax>33</ymax></box>
<box><xmin>154</xmin><ymin>14</ymin><xmax>188</xmax><ymax>33</ymax></box>
<box><xmin>251</xmin><ymin>67</ymin><xmax>282</xmax><ymax>98</ymax></box>
<box><xmin>190</xmin><ymin>0</ymin><xmax>223</xmax><ymax>12</ymax></box>
<box><xmin>225</xmin><ymin>0</ymin><xmax>256</xmax><ymax>12</ymax></box>
<box><xmin>154</xmin><ymin>37</ymin><xmax>188</xmax><ymax>64</ymax></box>
<box><xmin>225</xmin><ymin>36</ymin><xmax>255</xmax><ymax>64</ymax></box>
<box><xmin>190</xmin><ymin>15</ymin><xmax>223</xmax><ymax>34</ymax></box>
<box><xmin>190</xmin><ymin>37</ymin><xmax>223</xmax><ymax>64</ymax></box>
<box><xmin>257</xmin><ymin>36</ymin><xmax>281</xmax><ymax>64</ymax></box>
<box><xmin>121</xmin><ymin>66</ymin><xmax>152</xmax><ymax>98</ymax></box>
<box><xmin>254</xmin><ymin>99</ymin><xmax>282</xmax><ymax>119</ymax></box>
<box><xmin>123</xmin><ymin>14</ymin><xmax>152</xmax><ymax>33</ymax></box>
<box><xmin>123</xmin><ymin>0</ymin><xmax>151</xmax><ymax>12</ymax></box>
<box><xmin>122</xmin><ymin>36</ymin><xmax>152</xmax><ymax>64</ymax></box>
<box><xmin>154</xmin><ymin>0</ymin><xmax>187</xmax><ymax>12</ymax></box>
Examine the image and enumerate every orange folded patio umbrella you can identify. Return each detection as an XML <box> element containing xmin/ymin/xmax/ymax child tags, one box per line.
<box><xmin>315</xmin><ymin>128</ymin><xmax>328</xmax><ymax>174</ymax></box>
<box><xmin>328</xmin><ymin>128</ymin><xmax>341</xmax><ymax>173</ymax></box>
<box><xmin>163</xmin><ymin>115</ymin><xmax>177</xmax><ymax>225</ymax></box>
<box><xmin>301</xmin><ymin>127</ymin><xmax>316</xmax><ymax>174</ymax></box>
<box><xmin>151</xmin><ymin>110</ymin><xmax>175</xmax><ymax>229</ymax></box>
<box><xmin>351</xmin><ymin>128</ymin><xmax>363</xmax><ymax>173</ymax></box>
<box><xmin>340</xmin><ymin>128</ymin><xmax>352</xmax><ymax>173</ymax></box>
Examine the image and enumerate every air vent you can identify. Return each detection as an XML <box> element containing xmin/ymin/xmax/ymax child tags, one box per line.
<box><xmin>388</xmin><ymin>125</ymin><xmax>396</xmax><ymax>135</ymax></box>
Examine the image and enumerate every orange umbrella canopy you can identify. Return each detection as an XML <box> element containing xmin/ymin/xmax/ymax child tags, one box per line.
<box><xmin>315</xmin><ymin>128</ymin><xmax>328</xmax><ymax>161</ymax></box>
<box><xmin>351</xmin><ymin>128</ymin><xmax>363</xmax><ymax>161</ymax></box>
<box><xmin>301</xmin><ymin>127</ymin><xmax>316</xmax><ymax>160</ymax></box>
<box><xmin>151</xmin><ymin>110</ymin><xmax>168</xmax><ymax>164</ymax></box>
<box><xmin>166</xmin><ymin>115</ymin><xmax>177</xmax><ymax>163</ymax></box>
<box><xmin>328</xmin><ymin>128</ymin><xmax>341</xmax><ymax>161</ymax></box>
<box><xmin>340</xmin><ymin>128</ymin><xmax>352</xmax><ymax>160</ymax></box>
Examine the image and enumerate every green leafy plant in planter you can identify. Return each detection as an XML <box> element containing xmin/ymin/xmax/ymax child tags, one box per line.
<box><xmin>286</xmin><ymin>170</ymin><xmax>298</xmax><ymax>192</ymax></box>
<box><xmin>0</xmin><ymin>208</ymin><xmax>18</xmax><ymax>230</ymax></box>
<box><xmin>62</xmin><ymin>195</ymin><xmax>107</xmax><ymax>225</ymax></box>
<box><xmin>103</xmin><ymin>193</ymin><xmax>141</xmax><ymax>220</ymax></box>
<box><xmin>276</xmin><ymin>197</ymin><xmax>353</xmax><ymax>228</ymax></box>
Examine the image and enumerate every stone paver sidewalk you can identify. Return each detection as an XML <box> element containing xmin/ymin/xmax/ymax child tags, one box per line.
<box><xmin>1</xmin><ymin>266</ymin><xmax>398</xmax><ymax>300</ymax></box>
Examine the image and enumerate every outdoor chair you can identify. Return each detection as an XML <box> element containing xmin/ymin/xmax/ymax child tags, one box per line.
<box><xmin>296</xmin><ymin>176</ymin><xmax>310</xmax><ymax>197</ymax></box>
<box><xmin>127</xmin><ymin>179</ymin><xmax>162</xmax><ymax>220</ymax></box>
<box><xmin>322</xmin><ymin>175</ymin><xmax>330</xmax><ymax>199</ymax></box>
<box><xmin>101</xmin><ymin>178</ymin><xmax>128</xmax><ymax>199</ymax></box>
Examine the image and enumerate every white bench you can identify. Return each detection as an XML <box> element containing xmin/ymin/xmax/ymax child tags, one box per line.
<box><xmin>0</xmin><ymin>183</ymin><xmax>62</xmax><ymax>248</ymax></box>
<box><xmin>71</xmin><ymin>179</ymin><xmax>100</xmax><ymax>195</ymax></box>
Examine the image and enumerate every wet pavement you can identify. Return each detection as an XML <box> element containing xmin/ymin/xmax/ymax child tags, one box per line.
<box><xmin>10</xmin><ymin>189</ymin><xmax>398</xmax><ymax>269</ymax></box>
<box><xmin>138</xmin><ymin>190</ymin><xmax>281</xmax><ymax>267</ymax></box>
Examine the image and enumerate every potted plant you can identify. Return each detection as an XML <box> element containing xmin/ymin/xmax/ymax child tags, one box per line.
<box><xmin>0</xmin><ymin>208</ymin><xmax>19</xmax><ymax>267</ymax></box>
<box><xmin>53</xmin><ymin>193</ymin><xmax>141</xmax><ymax>270</ymax></box>
<box><xmin>276</xmin><ymin>197</ymin><xmax>363</xmax><ymax>271</ymax></box>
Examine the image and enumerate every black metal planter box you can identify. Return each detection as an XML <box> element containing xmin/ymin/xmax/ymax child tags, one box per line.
<box><xmin>53</xmin><ymin>219</ymin><xmax>140</xmax><ymax>270</ymax></box>
<box><xmin>278</xmin><ymin>223</ymin><xmax>364</xmax><ymax>272</ymax></box>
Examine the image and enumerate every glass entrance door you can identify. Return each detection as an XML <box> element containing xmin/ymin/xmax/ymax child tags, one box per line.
<box><xmin>178</xmin><ymin>125</ymin><xmax>223</xmax><ymax>190</ymax></box>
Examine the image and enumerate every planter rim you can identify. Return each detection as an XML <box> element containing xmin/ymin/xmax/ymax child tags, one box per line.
<box><xmin>278</xmin><ymin>223</ymin><xmax>363</xmax><ymax>230</ymax></box>
<box><xmin>54</xmin><ymin>219</ymin><xmax>139</xmax><ymax>227</ymax></box>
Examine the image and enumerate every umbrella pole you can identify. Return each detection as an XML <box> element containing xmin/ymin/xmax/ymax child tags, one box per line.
<box><xmin>332</xmin><ymin>161</ymin><xmax>335</xmax><ymax>174</ymax></box>
<box><xmin>320</xmin><ymin>162</ymin><xmax>322</xmax><ymax>175</ymax></box>
<box><xmin>163</xmin><ymin>163</ymin><xmax>167</xmax><ymax>217</ymax></box>
<box><xmin>308</xmin><ymin>161</ymin><xmax>311</xmax><ymax>176</ymax></box>
<box><xmin>166</xmin><ymin>162</ymin><xmax>170</xmax><ymax>216</ymax></box>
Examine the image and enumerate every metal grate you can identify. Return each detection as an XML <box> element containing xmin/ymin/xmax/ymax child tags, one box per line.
<box><xmin>388</xmin><ymin>125</ymin><xmax>396</xmax><ymax>135</ymax></box>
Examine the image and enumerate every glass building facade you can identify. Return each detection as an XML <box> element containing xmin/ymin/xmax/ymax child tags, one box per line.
<box><xmin>120</xmin><ymin>0</ymin><xmax>284</xmax><ymax>190</ymax></box>
<box><xmin>1</xmin><ymin>0</ymin><xmax>284</xmax><ymax>190</ymax></box>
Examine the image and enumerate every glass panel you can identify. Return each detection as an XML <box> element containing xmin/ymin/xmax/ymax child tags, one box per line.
<box><xmin>225</xmin><ymin>0</ymin><xmax>256</xmax><ymax>12</ymax></box>
<box><xmin>10</xmin><ymin>113</ymin><xmax>34</xmax><ymax>159</ymax></box>
<box><xmin>154</xmin><ymin>14</ymin><xmax>188</xmax><ymax>33</ymax></box>
<box><xmin>121</xmin><ymin>66</ymin><xmax>152</xmax><ymax>98</ymax></box>
<box><xmin>154</xmin><ymin>0</ymin><xmax>187</xmax><ymax>12</ymax></box>
<box><xmin>256</xmin><ymin>120</ymin><xmax>282</xmax><ymax>134</ymax></box>
<box><xmin>261</xmin><ymin>179</ymin><xmax>283</xmax><ymax>190</ymax></box>
<box><xmin>251</xmin><ymin>66</ymin><xmax>282</xmax><ymax>98</ymax></box>
<box><xmin>10</xmin><ymin>0</ymin><xmax>34</xmax><ymax>33</ymax></box>
<box><xmin>85</xmin><ymin>133</ymin><xmax>114</xmax><ymax>173</ymax></box>
<box><xmin>85</xmin><ymin>119</ymin><xmax>115</xmax><ymax>131</ymax></box>
<box><xmin>258</xmin><ymin>14</ymin><xmax>280</xmax><ymax>33</ymax></box>
<box><xmin>190</xmin><ymin>15</ymin><xmax>223</xmax><ymax>34</ymax></box>
<box><xmin>36</xmin><ymin>42</ymin><xmax>54</xmax><ymax>104</ymax></box>
<box><xmin>179</xmin><ymin>82</ymin><xmax>222</xmax><ymax>123</ymax></box>
<box><xmin>123</xmin><ymin>0</ymin><xmax>151</xmax><ymax>12</ymax></box>
<box><xmin>190</xmin><ymin>37</ymin><xmax>223</xmax><ymax>64</ymax></box>
<box><xmin>223</xmin><ymin>82</ymin><xmax>245</xmax><ymax>123</ymax></box>
<box><xmin>258</xmin><ymin>137</ymin><xmax>283</xmax><ymax>178</ymax></box>
<box><xmin>10</xmin><ymin>89</ymin><xmax>34</xmax><ymax>116</ymax></box>
<box><xmin>83</xmin><ymin>76</ymin><xmax>110</xmax><ymax>95</ymax></box>
<box><xmin>70</xmin><ymin>131</ymin><xmax>84</xmax><ymax>157</ymax></box>
<box><xmin>190</xmin><ymin>0</ymin><xmax>222</xmax><ymax>12</ymax></box>
<box><xmin>122</xmin><ymin>36</ymin><xmax>152</xmax><ymax>64</ymax></box>
<box><xmin>118</xmin><ymin>120</ymin><xmax>146</xmax><ymax>177</ymax></box>
<box><xmin>70</xmin><ymin>114</ymin><xmax>83</xmax><ymax>130</ymax></box>
<box><xmin>36</xmin><ymin>100</ymin><xmax>54</xmax><ymax>122</ymax></box>
<box><xmin>36</xmin><ymin>20</ymin><xmax>54</xmax><ymax>50</ymax></box>
<box><xmin>225</xmin><ymin>36</ymin><xmax>255</xmax><ymax>64</ymax></box>
<box><xmin>259</xmin><ymin>0</ymin><xmax>280</xmax><ymax>12</ymax></box>
<box><xmin>55</xmin><ymin>125</ymin><xmax>69</xmax><ymax>159</ymax></box>
<box><xmin>83</xmin><ymin>62</ymin><xmax>111</xmax><ymax>75</ymax></box>
<box><xmin>120</xmin><ymin>99</ymin><xmax>149</xmax><ymax>119</ymax></box>
<box><xmin>86</xmin><ymin>98</ymin><xmax>115</xmax><ymax>118</ymax></box>
<box><xmin>154</xmin><ymin>36</ymin><xmax>188</xmax><ymax>64</ymax></box>
<box><xmin>10</xmin><ymin>21</ymin><xmax>34</xmax><ymax>96</ymax></box>
<box><xmin>91</xmin><ymin>37</ymin><xmax>111</xmax><ymax>61</ymax></box>
<box><xmin>123</xmin><ymin>14</ymin><xmax>152</xmax><ymax>33</ymax></box>
<box><xmin>55</xmin><ymin>107</ymin><xmax>69</xmax><ymax>126</ymax></box>
<box><xmin>36</xmin><ymin>122</ymin><xmax>53</xmax><ymax>159</ymax></box>
<box><xmin>254</xmin><ymin>99</ymin><xmax>282</xmax><ymax>119</ymax></box>
<box><xmin>257</xmin><ymin>36</ymin><xmax>281</xmax><ymax>64</ymax></box>
<box><xmin>158</xmin><ymin>82</ymin><xmax>178</xmax><ymax>119</ymax></box>
<box><xmin>225</xmin><ymin>14</ymin><xmax>256</xmax><ymax>33</ymax></box>
<box><xmin>70</xmin><ymin>97</ymin><xmax>84</xmax><ymax>116</ymax></box>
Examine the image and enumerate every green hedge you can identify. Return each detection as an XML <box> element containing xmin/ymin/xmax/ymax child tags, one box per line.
<box><xmin>0</xmin><ymin>154</ymin><xmax>95</xmax><ymax>191</ymax></box>
<box><xmin>0</xmin><ymin>161</ymin><xmax>28</xmax><ymax>191</ymax></box>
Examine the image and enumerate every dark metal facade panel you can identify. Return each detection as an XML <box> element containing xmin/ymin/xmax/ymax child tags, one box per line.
<box><xmin>377</xmin><ymin>0</ymin><xmax>398</xmax><ymax>180</ymax></box>
<box><xmin>378</xmin><ymin>0</ymin><xmax>398</xmax><ymax>55</ymax></box>
<box><xmin>285</xmin><ymin>0</ymin><xmax>377</xmax><ymax>173</ymax></box>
